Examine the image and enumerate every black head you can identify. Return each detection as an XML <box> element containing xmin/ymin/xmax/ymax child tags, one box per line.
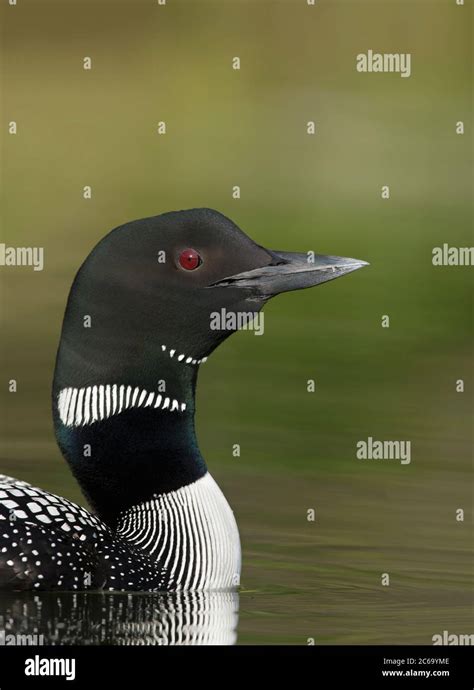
<box><xmin>52</xmin><ymin>208</ymin><xmax>368</xmax><ymax>521</ymax></box>
<box><xmin>53</xmin><ymin>208</ymin><xmax>367</xmax><ymax>393</ymax></box>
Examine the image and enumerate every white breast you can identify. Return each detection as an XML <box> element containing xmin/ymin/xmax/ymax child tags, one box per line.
<box><xmin>117</xmin><ymin>473</ymin><xmax>241</xmax><ymax>591</ymax></box>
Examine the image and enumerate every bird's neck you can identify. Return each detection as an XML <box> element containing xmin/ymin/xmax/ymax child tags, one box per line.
<box><xmin>53</xmin><ymin>367</ymin><xmax>207</xmax><ymax>526</ymax></box>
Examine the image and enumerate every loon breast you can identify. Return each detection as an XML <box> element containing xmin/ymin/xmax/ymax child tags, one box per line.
<box><xmin>119</xmin><ymin>473</ymin><xmax>241</xmax><ymax>591</ymax></box>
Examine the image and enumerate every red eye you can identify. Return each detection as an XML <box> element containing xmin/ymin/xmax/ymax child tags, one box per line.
<box><xmin>178</xmin><ymin>248</ymin><xmax>202</xmax><ymax>271</ymax></box>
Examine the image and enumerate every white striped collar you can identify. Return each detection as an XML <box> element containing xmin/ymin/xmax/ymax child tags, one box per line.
<box><xmin>57</xmin><ymin>384</ymin><xmax>187</xmax><ymax>428</ymax></box>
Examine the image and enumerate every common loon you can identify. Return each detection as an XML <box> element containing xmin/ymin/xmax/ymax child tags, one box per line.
<box><xmin>0</xmin><ymin>208</ymin><xmax>368</xmax><ymax>592</ymax></box>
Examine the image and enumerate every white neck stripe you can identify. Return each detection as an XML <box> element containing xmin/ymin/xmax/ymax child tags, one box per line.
<box><xmin>161</xmin><ymin>344</ymin><xmax>207</xmax><ymax>366</ymax></box>
<box><xmin>58</xmin><ymin>384</ymin><xmax>187</xmax><ymax>428</ymax></box>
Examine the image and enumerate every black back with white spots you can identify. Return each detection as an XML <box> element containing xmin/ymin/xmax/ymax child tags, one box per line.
<box><xmin>0</xmin><ymin>475</ymin><xmax>167</xmax><ymax>592</ymax></box>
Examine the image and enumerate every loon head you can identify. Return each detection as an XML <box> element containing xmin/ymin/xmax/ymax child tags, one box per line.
<box><xmin>53</xmin><ymin>208</ymin><xmax>368</xmax><ymax>522</ymax></box>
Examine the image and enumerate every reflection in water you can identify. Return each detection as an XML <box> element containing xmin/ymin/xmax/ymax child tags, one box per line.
<box><xmin>0</xmin><ymin>590</ymin><xmax>239</xmax><ymax>645</ymax></box>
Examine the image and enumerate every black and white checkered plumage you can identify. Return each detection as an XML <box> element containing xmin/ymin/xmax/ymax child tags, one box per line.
<box><xmin>0</xmin><ymin>474</ymin><xmax>168</xmax><ymax>591</ymax></box>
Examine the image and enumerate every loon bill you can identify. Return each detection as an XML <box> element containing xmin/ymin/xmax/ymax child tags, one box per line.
<box><xmin>0</xmin><ymin>208</ymin><xmax>368</xmax><ymax>592</ymax></box>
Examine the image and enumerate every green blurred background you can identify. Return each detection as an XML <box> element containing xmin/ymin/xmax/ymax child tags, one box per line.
<box><xmin>0</xmin><ymin>0</ymin><xmax>472</xmax><ymax>643</ymax></box>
